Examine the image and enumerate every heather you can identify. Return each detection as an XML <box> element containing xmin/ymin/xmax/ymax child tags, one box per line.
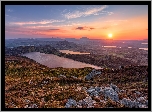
<box><xmin>5</xmin><ymin>56</ymin><xmax>148</xmax><ymax>108</ymax></box>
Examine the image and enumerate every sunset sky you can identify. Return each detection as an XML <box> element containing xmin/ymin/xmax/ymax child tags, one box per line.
<box><xmin>5</xmin><ymin>5</ymin><xmax>148</xmax><ymax>40</ymax></box>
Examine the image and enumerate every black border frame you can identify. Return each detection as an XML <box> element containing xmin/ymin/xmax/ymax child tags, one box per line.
<box><xmin>1</xmin><ymin>1</ymin><xmax>151</xmax><ymax>111</ymax></box>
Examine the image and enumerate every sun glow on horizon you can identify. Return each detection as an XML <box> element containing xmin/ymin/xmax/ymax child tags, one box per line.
<box><xmin>108</xmin><ymin>33</ymin><xmax>113</xmax><ymax>39</ymax></box>
<box><xmin>5</xmin><ymin>5</ymin><xmax>148</xmax><ymax>40</ymax></box>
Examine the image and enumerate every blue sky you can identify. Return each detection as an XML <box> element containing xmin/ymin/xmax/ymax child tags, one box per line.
<box><xmin>5</xmin><ymin>5</ymin><xmax>148</xmax><ymax>40</ymax></box>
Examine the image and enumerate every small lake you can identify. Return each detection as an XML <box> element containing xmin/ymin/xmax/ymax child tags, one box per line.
<box><xmin>103</xmin><ymin>46</ymin><xmax>117</xmax><ymax>48</ymax></box>
<box><xmin>22</xmin><ymin>52</ymin><xmax>102</xmax><ymax>69</ymax></box>
<box><xmin>59</xmin><ymin>50</ymin><xmax>90</xmax><ymax>54</ymax></box>
<box><xmin>139</xmin><ymin>48</ymin><xmax>148</xmax><ymax>50</ymax></box>
<box><xmin>141</xmin><ymin>43</ymin><xmax>148</xmax><ymax>44</ymax></box>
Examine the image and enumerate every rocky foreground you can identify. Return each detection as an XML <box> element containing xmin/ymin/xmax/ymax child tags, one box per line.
<box><xmin>65</xmin><ymin>84</ymin><xmax>148</xmax><ymax>108</ymax></box>
<box><xmin>5</xmin><ymin>56</ymin><xmax>148</xmax><ymax>108</ymax></box>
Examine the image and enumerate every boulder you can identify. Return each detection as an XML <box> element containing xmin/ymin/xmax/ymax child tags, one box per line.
<box><xmin>87</xmin><ymin>87</ymin><xmax>101</xmax><ymax>97</ymax></box>
<box><xmin>77</xmin><ymin>96</ymin><xmax>96</xmax><ymax>108</ymax></box>
<box><xmin>85</xmin><ymin>73</ymin><xmax>94</xmax><ymax>81</ymax></box>
<box><xmin>137</xmin><ymin>97</ymin><xmax>146</xmax><ymax>103</ymax></box>
<box><xmin>120</xmin><ymin>97</ymin><xmax>148</xmax><ymax>108</ymax></box>
<box><xmin>120</xmin><ymin>98</ymin><xmax>139</xmax><ymax>108</ymax></box>
<box><xmin>87</xmin><ymin>87</ymin><xmax>96</xmax><ymax>94</ymax></box>
<box><xmin>95</xmin><ymin>87</ymin><xmax>102</xmax><ymax>93</ymax></box>
<box><xmin>81</xmin><ymin>87</ymin><xmax>87</xmax><ymax>91</ymax></box>
<box><xmin>25</xmin><ymin>104</ymin><xmax>38</xmax><ymax>108</ymax></box>
<box><xmin>85</xmin><ymin>69</ymin><xmax>101</xmax><ymax>81</ymax></box>
<box><xmin>103</xmin><ymin>87</ymin><xmax>119</xmax><ymax>102</ymax></box>
<box><xmin>58</xmin><ymin>74</ymin><xmax>66</xmax><ymax>78</ymax></box>
<box><xmin>138</xmin><ymin>104</ymin><xmax>148</xmax><ymax>108</ymax></box>
<box><xmin>71</xmin><ymin>76</ymin><xmax>77</xmax><ymax>79</ymax></box>
<box><xmin>135</xmin><ymin>91</ymin><xmax>141</xmax><ymax>95</ymax></box>
<box><xmin>82</xmin><ymin>96</ymin><xmax>96</xmax><ymax>108</ymax></box>
<box><xmin>65</xmin><ymin>99</ymin><xmax>77</xmax><ymax>108</ymax></box>
<box><xmin>110</xmin><ymin>83</ymin><xmax>119</xmax><ymax>93</ymax></box>
<box><xmin>90</xmin><ymin>91</ymin><xmax>99</xmax><ymax>97</ymax></box>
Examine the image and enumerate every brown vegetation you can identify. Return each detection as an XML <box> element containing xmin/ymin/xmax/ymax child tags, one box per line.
<box><xmin>5</xmin><ymin>56</ymin><xmax>148</xmax><ymax>108</ymax></box>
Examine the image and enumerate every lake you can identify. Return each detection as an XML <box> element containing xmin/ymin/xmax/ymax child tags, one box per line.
<box><xmin>22</xmin><ymin>52</ymin><xmax>102</xmax><ymax>69</ymax></box>
<box><xmin>141</xmin><ymin>43</ymin><xmax>148</xmax><ymax>44</ymax></box>
<box><xmin>59</xmin><ymin>50</ymin><xmax>90</xmax><ymax>54</ymax></box>
<box><xmin>103</xmin><ymin>46</ymin><xmax>117</xmax><ymax>48</ymax></box>
<box><xmin>139</xmin><ymin>48</ymin><xmax>148</xmax><ymax>50</ymax></box>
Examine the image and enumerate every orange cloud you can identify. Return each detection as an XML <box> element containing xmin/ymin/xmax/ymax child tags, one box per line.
<box><xmin>6</xmin><ymin>13</ymin><xmax>148</xmax><ymax>40</ymax></box>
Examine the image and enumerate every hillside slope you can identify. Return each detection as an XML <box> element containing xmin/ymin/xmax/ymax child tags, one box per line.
<box><xmin>5</xmin><ymin>56</ymin><xmax>148</xmax><ymax>108</ymax></box>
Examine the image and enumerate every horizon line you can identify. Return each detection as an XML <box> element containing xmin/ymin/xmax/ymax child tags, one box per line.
<box><xmin>5</xmin><ymin>37</ymin><xmax>148</xmax><ymax>41</ymax></box>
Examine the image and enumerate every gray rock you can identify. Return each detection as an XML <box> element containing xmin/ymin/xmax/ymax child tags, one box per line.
<box><xmin>77</xmin><ymin>99</ymin><xmax>87</xmax><ymax>107</ymax></box>
<box><xmin>24</xmin><ymin>105</ymin><xmax>29</xmax><ymax>108</ymax></box>
<box><xmin>83</xmin><ymin>96</ymin><xmax>95</xmax><ymax>108</ymax></box>
<box><xmin>30</xmin><ymin>104</ymin><xmax>38</xmax><ymax>108</ymax></box>
<box><xmin>77</xmin><ymin>100</ymin><xmax>83</xmax><ymax>105</ymax></box>
<box><xmin>120</xmin><ymin>98</ymin><xmax>139</xmax><ymax>108</ymax></box>
<box><xmin>85</xmin><ymin>69</ymin><xmax>101</xmax><ymax>81</ymax></box>
<box><xmin>25</xmin><ymin>104</ymin><xmax>38</xmax><ymax>108</ymax></box>
<box><xmin>100</xmin><ymin>100</ymin><xmax>106</xmax><ymax>103</ymax></box>
<box><xmin>65</xmin><ymin>99</ymin><xmax>77</xmax><ymax>108</ymax></box>
<box><xmin>120</xmin><ymin>90</ymin><xmax>125</xmax><ymax>93</ymax></box>
<box><xmin>87</xmin><ymin>87</ymin><xmax>96</xmax><ymax>94</ymax></box>
<box><xmin>59</xmin><ymin>74</ymin><xmax>66</xmax><ymax>78</ymax></box>
<box><xmin>135</xmin><ymin>91</ymin><xmax>141</xmax><ymax>95</ymax></box>
<box><xmin>145</xmin><ymin>100</ymin><xmax>148</xmax><ymax>106</ymax></box>
<box><xmin>85</xmin><ymin>74</ymin><xmax>93</xmax><ymax>80</ymax></box>
<box><xmin>138</xmin><ymin>104</ymin><xmax>148</xmax><ymax>108</ymax></box>
<box><xmin>137</xmin><ymin>97</ymin><xmax>146</xmax><ymax>103</ymax></box>
<box><xmin>103</xmin><ymin>87</ymin><xmax>119</xmax><ymax>102</ymax></box>
<box><xmin>121</xmin><ymin>97</ymin><xmax>148</xmax><ymax>108</ymax></box>
<box><xmin>137</xmin><ymin>97</ymin><xmax>148</xmax><ymax>107</ymax></box>
<box><xmin>65</xmin><ymin>103</ymin><xmax>71</xmax><ymax>108</ymax></box>
<box><xmin>81</xmin><ymin>87</ymin><xmax>87</xmax><ymax>91</ymax></box>
<box><xmin>24</xmin><ymin>99</ymin><xmax>30</xmax><ymax>104</ymax></box>
<box><xmin>71</xmin><ymin>76</ymin><xmax>77</xmax><ymax>79</ymax></box>
<box><xmin>43</xmin><ymin>80</ymin><xmax>49</xmax><ymax>84</ymax></box>
<box><xmin>87</xmin><ymin>87</ymin><xmax>101</xmax><ymax>97</ymax></box>
<box><xmin>95</xmin><ymin>87</ymin><xmax>101</xmax><ymax>93</ymax></box>
<box><xmin>90</xmin><ymin>91</ymin><xmax>99</xmax><ymax>97</ymax></box>
<box><xmin>83</xmin><ymin>96</ymin><xmax>92</xmax><ymax>103</ymax></box>
<box><xmin>77</xmin><ymin>96</ymin><xmax>96</xmax><ymax>108</ymax></box>
<box><xmin>110</xmin><ymin>83</ymin><xmax>119</xmax><ymax>93</ymax></box>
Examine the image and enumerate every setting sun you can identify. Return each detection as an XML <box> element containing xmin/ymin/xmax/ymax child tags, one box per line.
<box><xmin>108</xmin><ymin>34</ymin><xmax>113</xmax><ymax>38</ymax></box>
<box><xmin>5</xmin><ymin>5</ymin><xmax>148</xmax><ymax>40</ymax></box>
